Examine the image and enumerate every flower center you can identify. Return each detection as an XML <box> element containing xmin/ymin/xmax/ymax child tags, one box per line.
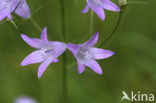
<box><xmin>41</xmin><ymin>46</ymin><xmax>54</xmax><ymax>57</ymax></box>
<box><xmin>88</xmin><ymin>0</ymin><xmax>102</xmax><ymax>6</ymax></box>
<box><xmin>77</xmin><ymin>47</ymin><xmax>92</xmax><ymax>61</ymax></box>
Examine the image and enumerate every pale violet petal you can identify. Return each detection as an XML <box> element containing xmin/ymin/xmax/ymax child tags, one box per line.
<box><xmin>50</xmin><ymin>41</ymin><xmax>66</xmax><ymax>57</ymax></box>
<box><xmin>90</xmin><ymin>6</ymin><xmax>105</xmax><ymax>21</ymax></box>
<box><xmin>82</xmin><ymin>4</ymin><xmax>89</xmax><ymax>13</ymax></box>
<box><xmin>101</xmin><ymin>0</ymin><xmax>120</xmax><ymax>11</ymax></box>
<box><xmin>90</xmin><ymin>47</ymin><xmax>114</xmax><ymax>59</ymax></box>
<box><xmin>0</xmin><ymin>0</ymin><xmax>16</xmax><ymax>21</ymax></box>
<box><xmin>84</xmin><ymin>59</ymin><xmax>103</xmax><ymax>75</ymax></box>
<box><xmin>52</xmin><ymin>57</ymin><xmax>59</xmax><ymax>63</ymax></box>
<box><xmin>0</xmin><ymin>12</ymin><xmax>9</xmax><ymax>21</ymax></box>
<box><xmin>21</xmin><ymin>50</ymin><xmax>45</xmax><ymax>66</ymax></box>
<box><xmin>38</xmin><ymin>58</ymin><xmax>52</xmax><ymax>79</ymax></box>
<box><xmin>21</xmin><ymin>34</ymin><xmax>46</xmax><ymax>49</ymax></box>
<box><xmin>41</xmin><ymin>27</ymin><xmax>49</xmax><ymax>42</ymax></box>
<box><xmin>10</xmin><ymin>0</ymin><xmax>20</xmax><ymax>11</ymax></box>
<box><xmin>77</xmin><ymin>61</ymin><xmax>85</xmax><ymax>74</ymax></box>
<box><xmin>83</xmin><ymin>32</ymin><xmax>99</xmax><ymax>47</ymax></box>
<box><xmin>15</xmin><ymin>0</ymin><xmax>31</xmax><ymax>18</ymax></box>
<box><xmin>67</xmin><ymin>43</ymin><xmax>80</xmax><ymax>57</ymax></box>
<box><xmin>7</xmin><ymin>13</ymin><xmax>12</xmax><ymax>19</ymax></box>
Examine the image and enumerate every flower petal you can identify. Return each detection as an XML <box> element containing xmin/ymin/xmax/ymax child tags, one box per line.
<box><xmin>10</xmin><ymin>0</ymin><xmax>20</xmax><ymax>11</ymax></box>
<box><xmin>41</xmin><ymin>27</ymin><xmax>49</xmax><ymax>42</ymax></box>
<box><xmin>38</xmin><ymin>58</ymin><xmax>52</xmax><ymax>79</ymax></box>
<box><xmin>90</xmin><ymin>47</ymin><xmax>114</xmax><ymax>59</ymax></box>
<box><xmin>50</xmin><ymin>41</ymin><xmax>66</xmax><ymax>57</ymax></box>
<box><xmin>82</xmin><ymin>4</ymin><xmax>89</xmax><ymax>13</ymax></box>
<box><xmin>67</xmin><ymin>43</ymin><xmax>80</xmax><ymax>56</ymax></box>
<box><xmin>77</xmin><ymin>61</ymin><xmax>85</xmax><ymax>74</ymax></box>
<box><xmin>21</xmin><ymin>34</ymin><xmax>45</xmax><ymax>49</ymax></box>
<box><xmin>15</xmin><ymin>0</ymin><xmax>31</xmax><ymax>18</ymax></box>
<box><xmin>91</xmin><ymin>6</ymin><xmax>105</xmax><ymax>21</ymax></box>
<box><xmin>83</xmin><ymin>32</ymin><xmax>99</xmax><ymax>47</ymax></box>
<box><xmin>101</xmin><ymin>0</ymin><xmax>120</xmax><ymax>11</ymax></box>
<box><xmin>52</xmin><ymin>57</ymin><xmax>59</xmax><ymax>63</ymax></box>
<box><xmin>0</xmin><ymin>0</ymin><xmax>14</xmax><ymax>21</ymax></box>
<box><xmin>0</xmin><ymin>12</ymin><xmax>9</xmax><ymax>21</ymax></box>
<box><xmin>84</xmin><ymin>60</ymin><xmax>103</xmax><ymax>75</ymax></box>
<box><xmin>21</xmin><ymin>50</ymin><xmax>45</xmax><ymax>66</ymax></box>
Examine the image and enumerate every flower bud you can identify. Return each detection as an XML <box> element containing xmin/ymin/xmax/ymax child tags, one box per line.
<box><xmin>118</xmin><ymin>0</ymin><xmax>127</xmax><ymax>6</ymax></box>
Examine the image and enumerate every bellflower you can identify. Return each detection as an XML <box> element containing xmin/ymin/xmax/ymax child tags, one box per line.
<box><xmin>15</xmin><ymin>96</ymin><xmax>37</xmax><ymax>103</ymax></box>
<box><xmin>21</xmin><ymin>27</ymin><xmax>66</xmax><ymax>78</ymax></box>
<box><xmin>0</xmin><ymin>0</ymin><xmax>30</xmax><ymax>21</ymax></box>
<box><xmin>67</xmin><ymin>32</ymin><xmax>114</xmax><ymax>75</ymax></box>
<box><xmin>82</xmin><ymin>0</ymin><xmax>120</xmax><ymax>21</ymax></box>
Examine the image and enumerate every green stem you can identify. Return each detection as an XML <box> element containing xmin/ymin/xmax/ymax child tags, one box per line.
<box><xmin>90</xmin><ymin>10</ymin><xmax>94</xmax><ymax>36</ymax></box>
<box><xmin>60</xmin><ymin>0</ymin><xmax>66</xmax><ymax>41</ymax></box>
<box><xmin>62</xmin><ymin>53</ymin><xmax>67</xmax><ymax>103</ymax></box>
<box><xmin>10</xmin><ymin>19</ymin><xmax>23</xmax><ymax>33</ymax></box>
<box><xmin>99</xmin><ymin>6</ymin><xmax>127</xmax><ymax>47</ymax></box>
<box><xmin>60</xmin><ymin>0</ymin><xmax>68</xmax><ymax>103</ymax></box>
<box><xmin>30</xmin><ymin>18</ymin><xmax>42</xmax><ymax>32</ymax></box>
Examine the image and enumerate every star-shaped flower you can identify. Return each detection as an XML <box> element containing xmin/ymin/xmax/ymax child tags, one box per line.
<box><xmin>0</xmin><ymin>0</ymin><xmax>30</xmax><ymax>21</ymax></box>
<box><xmin>21</xmin><ymin>27</ymin><xmax>66</xmax><ymax>78</ymax></box>
<box><xmin>67</xmin><ymin>32</ymin><xmax>114</xmax><ymax>75</ymax></box>
<box><xmin>82</xmin><ymin>0</ymin><xmax>120</xmax><ymax>21</ymax></box>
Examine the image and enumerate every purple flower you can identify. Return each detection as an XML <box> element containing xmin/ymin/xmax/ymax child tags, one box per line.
<box><xmin>82</xmin><ymin>0</ymin><xmax>120</xmax><ymax>21</ymax></box>
<box><xmin>14</xmin><ymin>0</ymin><xmax>31</xmax><ymax>19</ymax></box>
<box><xmin>21</xmin><ymin>27</ymin><xmax>66</xmax><ymax>78</ymax></box>
<box><xmin>0</xmin><ymin>0</ymin><xmax>30</xmax><ymax>21</ymax></box>
<box><xmin>14</xmin><ymin>96</ymin><xmax>37</xmax><ymax>103</ymax></box>
<box><xmin>67</xmin><ymin>32</ymin><xmax>114</xmax><ymax>75</ymax></box>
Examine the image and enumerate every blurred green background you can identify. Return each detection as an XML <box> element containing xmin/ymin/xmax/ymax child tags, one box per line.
<box><xmin>0</xmin><ymin>0</ymin><xmax>155</xmax><ymax>103</ymax></box>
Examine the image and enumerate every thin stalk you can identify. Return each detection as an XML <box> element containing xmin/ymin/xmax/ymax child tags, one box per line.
<box><xmin>60</xmin><ymin>0</ymin><xmax>66</xmax><ymax>41</ymax></box>
<box><xmin>99</xmin><ymin>6</ymin><xmax>127</xmax><ymax>47</ymax></box>
<box><xmin>90</xmin><ymin>10</ymin><xmax>94</xmax><ymax>36</ymax></box>
<box><xmin>62</xmin><ymin>53</ymin><xmax>67</xmax><ymax>103</ymax></box>
<box><xmin>10</xmin><ymin>19</ymin><xmax>23</xmax><ymax>33</ymax></box>
<box><xmin>128</xmin><ymin>2</ymin><xmax>147</xmax><ymax>4</ymax></box>
<box><xmin>27</xmin><ymin>0</ymin><xmax>34</xmax><ymax>11</ymax></box>
<box><xmin>59</xmin><ymin>0</ymin><xmax>68</xmax><ymax>103</ymax></box>
<box><xmin>30</xmin><ymin>18</ymin><xmax>42</xmax><ymax>32</ymax></box>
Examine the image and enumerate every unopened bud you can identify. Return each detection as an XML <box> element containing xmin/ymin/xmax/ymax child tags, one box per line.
<box><xmin>119</xmin><ymin>0</ymin><xmax>127</xmax><ymax>6</ymax></box>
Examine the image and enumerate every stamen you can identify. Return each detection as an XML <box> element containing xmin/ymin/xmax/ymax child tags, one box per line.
<box><xmin>77</xmin><ymin>47</ymin><xmax>92</xmax><ymax>61</ymax></box>
<box><xmin>41</xmin><ymin>46</ymin><xmax>54</xmax><ymax>56</ymax></box>
<box><xmin>89</xmin><ymin>0</ymin><xmax>101</xmax><ymax>6</ymax></box>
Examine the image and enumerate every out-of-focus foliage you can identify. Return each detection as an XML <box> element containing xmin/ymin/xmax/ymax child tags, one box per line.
<box><xmin>0</xmin><ymin>0</ymin><xmax>155</xmax><ymax>103</ymax></box>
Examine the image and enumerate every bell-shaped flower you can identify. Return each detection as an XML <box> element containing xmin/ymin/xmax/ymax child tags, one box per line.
<box><xmin>67</xmin><ymin>32</ymin><xmax>114</xmax><ymax>75</ymax></box>
<box><xmin>14</xmin><ymin>96</ymin><xmax>37</xmax><ymax>103</ymax></box>
<box><xmin>82</xmin><ymin>0</ymin><xmax>120</xmax><ymax>21</ymax></box>
<box><xmin>21</xmin><ymin>27</ymin><xmax>66</xmax><ymax>78</ymax></box>
<box><xmin>0</xmin><ymin>0</ymin><xmax>30</xmax><ymax>21</ymax></box>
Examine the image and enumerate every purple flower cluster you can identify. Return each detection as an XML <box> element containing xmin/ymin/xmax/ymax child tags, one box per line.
<box><xmin>21</xmin><ymin>28</ymin><xmax>114</xmax><ymax>78</ymax></box>
<box><xmin>0</xmin><ymin>0</ymin><xmax>120</xmax><ymax>78</ymax></box>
